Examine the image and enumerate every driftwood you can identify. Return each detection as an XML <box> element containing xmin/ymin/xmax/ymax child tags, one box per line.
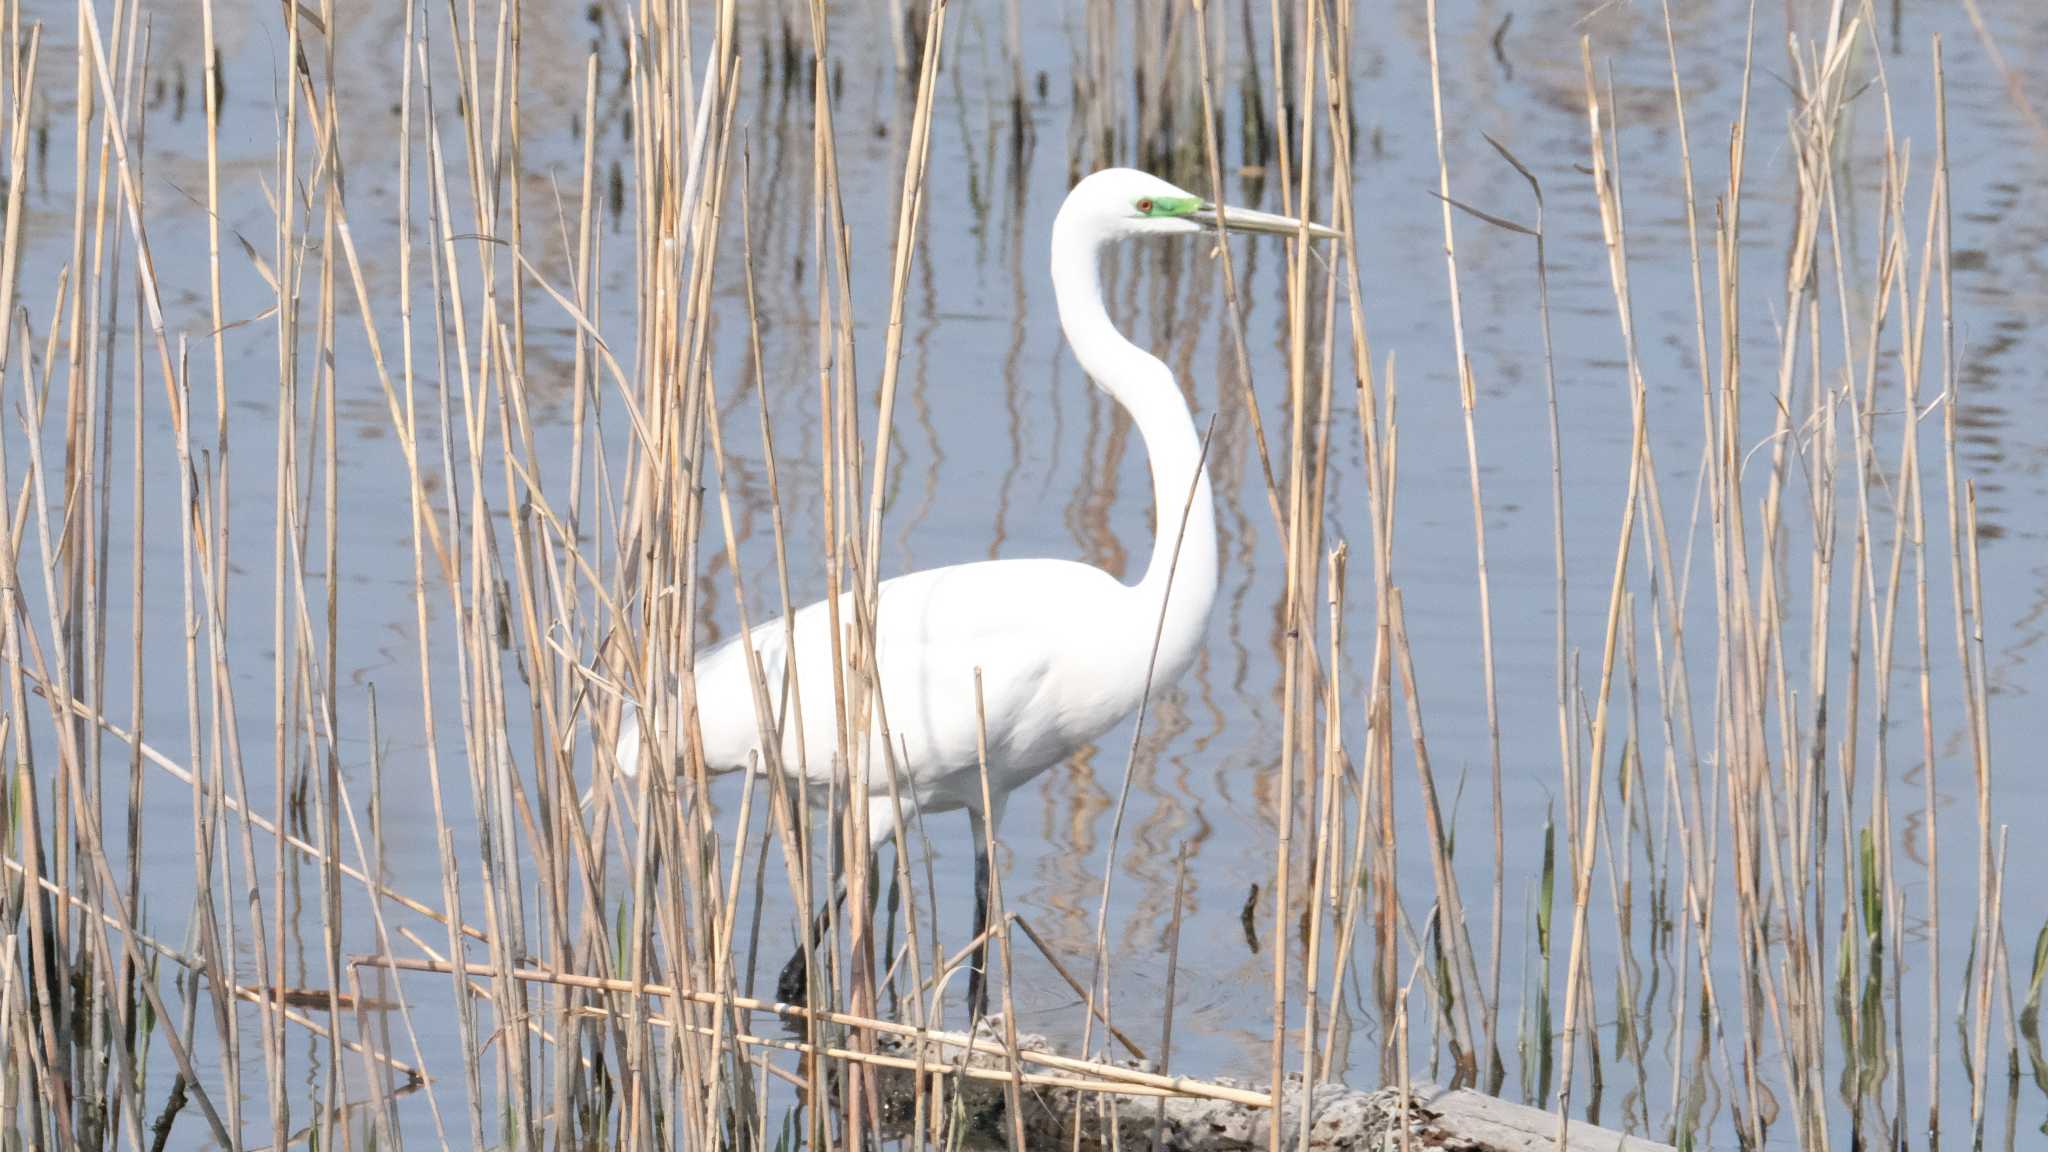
<box><xmin>868</xmin><ymin>1022</ymin><xmax>1675</xmax><ymax>1152</ymax></box>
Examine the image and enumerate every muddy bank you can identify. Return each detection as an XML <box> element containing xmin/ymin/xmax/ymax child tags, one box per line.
<box><xmin>866</xmin><ymin>1022</ymin><xmax>1672</xmax><ymax>1151</ymax></box>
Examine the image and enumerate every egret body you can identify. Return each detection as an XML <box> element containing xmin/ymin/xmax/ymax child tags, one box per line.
<box><xmin>617</xmin><ymin>168</ymin><xmax>1337</xmax><ymax>1013</ymax></box>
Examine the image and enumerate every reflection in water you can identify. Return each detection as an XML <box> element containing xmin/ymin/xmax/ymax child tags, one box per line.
<box><xmin>898</xmin><ymin>215</ymin><xmax>941</xmax><ymax>571</ymax></box>
<box><xmin>991</xmin><ymin>136</ymin><xmax>1034</xmax><ymax>561</ymax></box>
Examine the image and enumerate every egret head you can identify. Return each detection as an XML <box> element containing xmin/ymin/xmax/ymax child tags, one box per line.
<box><xmin>1061</xmin><ymin>167</ymin><xmax>1341</xmax><ymax>242</ymax></box>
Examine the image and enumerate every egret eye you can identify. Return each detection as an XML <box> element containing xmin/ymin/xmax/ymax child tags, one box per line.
<box><xmin>1136</xmin><ymin>197</ymin><xmax>1154</xmax><ymax>214</ymax></box>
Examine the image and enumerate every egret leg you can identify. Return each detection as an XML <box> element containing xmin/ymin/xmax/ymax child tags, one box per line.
<box><xmin>776</xmin><ymin>797</ymin><xmax>899</xmax><ymax>1005</ymax></box>
<box><xmin>776</xmin><ymin>883</ymin><xmax>846</xmax><ymax>1004</ymax></box>
<box><xmin>967</xmin><ymin>834</ymin><xmax>992</xmax><ymax>1021</ymax></box>
<box><xmin>882</xmin><ymin>867</ymin><xmax>903</xmax><ymax>1015</ymax></box>
<box><xmin>775</xmin><ymin>785</ymin><xmax>830</xmax><ymax>1004</ymax></box>
<box><xmin>966</xmin><ymin>801</ymin><xmax>1007</xmax><ymax>1022</ymax></box>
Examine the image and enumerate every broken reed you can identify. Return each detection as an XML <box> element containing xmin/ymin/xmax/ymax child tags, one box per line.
<box><xmin>0</xmin><ymin>0</ymin><xmax>2037</xmax><ymax>1149</ymax></box>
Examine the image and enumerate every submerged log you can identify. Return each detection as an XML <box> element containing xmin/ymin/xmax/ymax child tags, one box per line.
<box><xmin>868</xmin><ymin>1022</ymin><xmax>1675</xmax><ymax>1152</ymax></box>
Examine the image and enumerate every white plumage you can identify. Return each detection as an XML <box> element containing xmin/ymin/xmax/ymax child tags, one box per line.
<box><xmin>614</xmin><ymin>168</ymin><xmax>1335</xmax><ymax>1009</ymax></box>
<box><xmin>680</xmin><ymin>559</ymin><xmax>1163</xmax><ymax>825</ymax></box>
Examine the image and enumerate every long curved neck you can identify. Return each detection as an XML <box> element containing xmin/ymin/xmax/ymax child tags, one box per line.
<box><xmin>1050</xmin><ymin>211</ymin><xmax>1218</xmax><ymax>668</ymax></box>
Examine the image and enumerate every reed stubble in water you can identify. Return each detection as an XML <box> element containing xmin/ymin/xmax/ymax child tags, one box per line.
<box><xmin>0</xmin><ymin>0</ymin><xmax>2039</xmax><ymax>1149</ymax></box>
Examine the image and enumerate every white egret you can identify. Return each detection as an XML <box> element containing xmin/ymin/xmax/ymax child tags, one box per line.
<box><xmin>617</xmin><ymin>167</ymin><xmax>1338</xmax><ymax>1015</ymax></box>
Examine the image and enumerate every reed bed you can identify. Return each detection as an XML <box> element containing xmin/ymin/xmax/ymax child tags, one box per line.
<box><xmin>0</xmin><ymin>0</ymin><xmax>2041</xmax><ymax>1149</ymax></box>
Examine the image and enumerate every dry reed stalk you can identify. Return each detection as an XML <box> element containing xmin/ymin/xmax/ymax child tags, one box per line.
<box><xmin>20</xmin><ymin>321</ymin><xmax>233</xmax><ymax>1146</ymax></box>
<box><xmin>265</xmin><ymin>3</ymin><xmax>306</xmax><ymax>1137</ymax></box>
<box><xmin>693</xmin><ymin>163</ymin><xmax>798</xmax><ymax>1149</ymax></box>
<box><xmin>787</xmin><ymin>10</ymin><xmax>860</xmax><ymax>1139</ymax></box>
<box><xmin>1152</xmin><ymin>846</ymin><xmax>1190</xmax><ymax>1152</ymax></box>
<box><xmin>1420</xmin><ymin>0</ymin><xmax>1502</xmax><ymax>1078</ymax></box>
<box><xmin>1927</xmin><ymin>39</ymin><xmax>1993</xmax><ymax>1146</ymax></box>
<box><xmin>358</xmin><ymin>690</ymin><xmax>451</xmax><ymax>1145</ymax></box>
<box><xmin>1078</xmin><ymin>419</ymin><xmax>1217</xmax><ymax>1083</ymax></box>
<box><xmin>39</xmin><ymin>8</ymin><xmax>104</xmax><ymax>1131</ymax></box>
<box><xmin>1555</xmin><ymin>38</ymin><xmax>1650</xmax><ymax>1150</ymax></box>
<box><xmin>971</xmin><ymin>671</ymin><xmax>1028</xmax><ymax>1152</ymax></box>
<box><xmin>1898</xmin><ymin>66</ymin><xmax>1943</xmax><ymax>1150</ymax></box>
<box><xmin>1187</xmin><ymin>0</ymin><xmax>1332</xmax><ymax>680</ymax></box>
<box><xmin>1298</xmin><ymin>2</ymin><xmax>1396</xmax><ymax>1088</ymax></box>
<box><xmin>0</xmin><ymin>0</ymin><xmax>2028</xmax><ymax>1145</ymax></box>
<box><xmin>1002</xmin><ymin>914</ymin><xmax>1146</xmax><ymax>1060</ymax></box>
<box><xmin>1834</xmin><ymin>15</ymin><xmax>1910</xmax><ymax>1143</ymax></box>
<box><xmin>0</xmin><ymin>853</ymin><xmax>432</xmax><ymax>1092</ymax></box>
<box><xmin>35</xmin><ymin>631</ymin><xmax>495</xmax><ymax>944</ymax></box>
<box><xmin>37</xmin><ymin>4</ymin><xmax>254</xmax><ymax>1141</ymax></box>
<box><xmin>1710</xmin><ymin>5</ymin><xmax>1763</xmax><ymax>1134</ymax></box>
<box><xmin>735</xmin><ymin>152</ymin><xmax>833</xmax><ymax>1036</ymax></box>
<box><xmin>1294</xmin><ymin>541</ymin><xmax>1345</xmax><ymax>1149</ymax></box>
<box><xmin>1651</xmin><ymin>4</ymin><xmax>1733</xmax><ymax>1135</ymax></box>
<box><xmin>831</xmin><ymin>7</ymin><xmax>948</xmax><ymax>1137</ymax></box>
<box><xmin>0</xmin><ymin>932</ymin><xmax>17</xmax><ymax>1132</ymax></box>
<box><xmin>1386</xmin><ymin>588</ymin><xmax>1478</xmax><ymax>1067</ymax></box>
<box><xmin>367</xmin><ymin>952</ymin><xmax>1278</xmax><ymax>1108</ymax></box>
<box><xmin>309</xmin><ymin>8</ymin><xmax>349</xmax><ymax>1143</ymax></box>
<box><xmin>118</xmin><ymin>33</ymin><xmax>153</xmax><ymax>1152</ymax></box>
<box><xmin>574</xmin><ymin>999</ymin><xmax>1197</xmax><ymax>1100</ymax></box>
<box><xmin>0</xmin><ymin>25</ymin><xmax>47</xmax><ymax>1139</ymax></box>
<box><xmin>402</xmin><ymin>18</ymin><xmax>494</xmax><ymax>1144</ymax></box>
<box><xmin>1263</xmin><ymin>3</ymin><xmax>1322</xmax><ymax>1147</ymax></box>
<box><xmin>1459</xmin><ymin>123</ymin><xmax>1564</xmax><ymax>1100</ymax></box>
<box><xmin>645</xmin><ymin>53</ymin><xmax>754</xmax><ymax>1146</ymax></box>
